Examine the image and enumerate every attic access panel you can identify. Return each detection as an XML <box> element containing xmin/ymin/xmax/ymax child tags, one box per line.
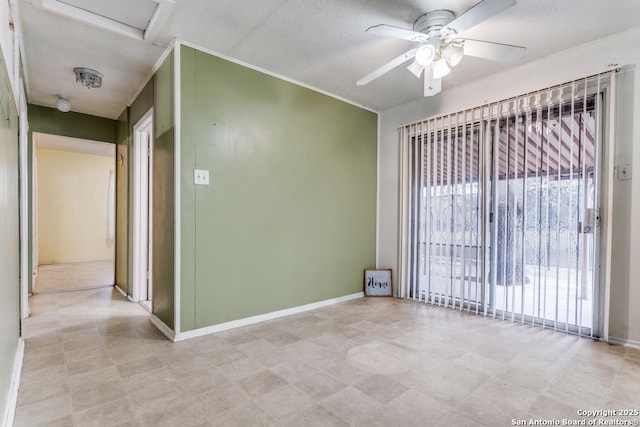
<box><xmin>38</xmin><ymin>0</ymin><xmax>174</xmax><ymax>41</ymax></box>
<box><xmin>59</xmin><ymin>0</ymin><xmax>158</xmax><ymax>31</ymax></box>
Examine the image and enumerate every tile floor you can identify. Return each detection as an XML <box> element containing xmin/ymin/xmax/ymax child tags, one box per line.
<box><xmin>14</xmin><ymin>287</ymin><xmax>640</xmax><ymax>427</ymax></box>
<box><xmin>34</xmin><ymin>261</ymin><xmax>115</xmax><ymax>293</ymax></box>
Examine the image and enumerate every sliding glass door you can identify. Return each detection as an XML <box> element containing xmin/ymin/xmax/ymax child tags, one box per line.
<box><xmin>488</xmin><ymin>95</ymin><xmax>599</xmax><ymax>335</ymax></box>
<box><xmin>407</xmin><ymin>120</ymin><xmax>484</xmax><ymax>312</ymax></box>
<box><xmin>400</xmin><ymin>75</ymin><xmax>608</xmax><ymax>337</ymax></box>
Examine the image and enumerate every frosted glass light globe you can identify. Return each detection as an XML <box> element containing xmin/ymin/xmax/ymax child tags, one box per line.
<box><xmin>415</xmin><ymin>45</ymin><xmax>436</xmax><ymax>66</ymax></box>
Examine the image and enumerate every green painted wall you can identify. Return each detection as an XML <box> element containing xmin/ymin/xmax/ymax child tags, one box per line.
<box><xmin>27</xmin><ymin>106</ymin><xmax>118</xmax><ymax>191</ymax></box>
<box><xmin>28</xmin><ymin>105</ymin><xmax>117</xmax><ymax>143</ymax></box>
<box><xmin>152</xmin><ymin>51</ymin><xmax>175</xmax><ymax>329</ymax></box>
<box><xmin>180</xmin><ymin>45</ymin><xmax>377</xmax><ymax>331</ymax></box>
<box><xmin>0</xmin><ymin>65</ymin><xmax>20</xmax><ymax>421</ymax></box>
<box><xmin>115</xmin><ymin>109</ymin><xmax>129</xmax><ymax>293</ymax></box>
<box><xmin>131</xmin><ymin>81</ymin><xmax>154</xmax><ymax>125</ymax></box>
<box><xmin>27</xmin><ymin>106</ymin><xmax>118</xmax><ymax>293</ymax></box>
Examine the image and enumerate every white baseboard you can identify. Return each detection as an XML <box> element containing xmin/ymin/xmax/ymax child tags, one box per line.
<box><xmin>608</xmin><ymin>336</ymin><xmax>640</xmax><ymax>350</ymax></box>
<box><xmin>115</xmin><ymin>284</ymin><xmax>136</xmax><ymax>303</ymax></box>
<box><xmin>173</xmin><ymin>292</ymin><xmax>364</xmax><ymax>342</ymax></box>
<box><xmin>2</xmin><ymin>338</ymin><xmax>24</xmax><ymax>427</ymax></box>
<box><xmin>150</xmin><ymin>315</ymin><xmax>176</xmax><ymax>341</ymax></box>
<box><xmin>38</xmin><ymin>258</ymin><xmax>112</xmax><ymax>266</ymax></box>
<box><xmin>114</xmin><ymin>284</ymin><xmax>127</xmax><ymax>298</ymax></box>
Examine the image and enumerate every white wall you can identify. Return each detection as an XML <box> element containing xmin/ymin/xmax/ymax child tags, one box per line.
<box><xmin>0</xmin><ymin>2</ymin><xmax>22</xmax><ymax>426</ymax></box>
<box><xmin>36</xmin><ymin>148</ymin><xmax>115</xmax><ymax>264</ymax></box>
<box><xmin>378</xmin><ymin>26</ymin><xmax>640</xmax><ymax>345</ymax></box>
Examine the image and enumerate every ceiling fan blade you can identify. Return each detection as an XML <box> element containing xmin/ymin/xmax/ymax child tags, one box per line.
<box><xmin>442</xmin><ymin>0</ymin><xmax>516</xmax><ymax>38</ymax></box>
<box><xmin>366</xmin><ymin>24</ymin><xmax>429</xmax><ymax>43</ymax></box>
<box><xmin>357</xmin><ymin>48</ymin><xmax>419</xmax><ymax>86</ymax></box>
<box><xmin>424</xmin><ymin>65</ymin><xmax>442</xmax><ymax>97</ymax></box>
<box><xmin>462</xmin><ymin>39</ymin><xmax>526</xmax><ymax>62</ymax></box>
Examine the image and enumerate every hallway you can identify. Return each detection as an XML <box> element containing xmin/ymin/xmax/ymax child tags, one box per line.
<box><xmin>15</xmin><ymin>288</ymin><xmax>163</xmax><ymax>426</ymax></box>
<box><xmin>34</xmin><ymin>261</ymin><xmax>114</xmax><ymax>293</ymax></box>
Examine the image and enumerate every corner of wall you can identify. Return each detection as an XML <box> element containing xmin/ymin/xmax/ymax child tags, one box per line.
<box><xmin>1</xmin><ymin>338</ymin><xmax>23</xmax><ymax>427</ymax></box>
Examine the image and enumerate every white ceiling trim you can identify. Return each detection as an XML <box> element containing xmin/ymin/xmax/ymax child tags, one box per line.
<box><xmin>10</xmin><ymin>0</ymin><xmax>30</xmax><ymax>101</ymax></box>
<box><xmin>144</xmin><ymin>0</ymin><xmax>175</xmax><ymax>42</ymax></box>
<box><xmin>178</xmin><ymin>39</ymin><xmax>379</xmax><ymax>114</ymax></box>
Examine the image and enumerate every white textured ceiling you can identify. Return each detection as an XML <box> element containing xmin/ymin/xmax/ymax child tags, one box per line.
<box><xmin>18</xmin><ymin>0</ymin><xmax>640</xmax><ymax>119</ymax></box>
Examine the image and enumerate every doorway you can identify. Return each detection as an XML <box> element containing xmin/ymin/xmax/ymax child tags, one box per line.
<box><xmin>32</xmin><ymin>133</ymin><xmax>116</xmax><ymax>293</ymax></box>
<box><xmin>132</xmin><ymin>109</ymin><xmax>153</xmax><ymax>311</ymax></box>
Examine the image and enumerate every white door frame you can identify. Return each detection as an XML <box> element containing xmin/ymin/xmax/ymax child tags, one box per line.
<box><xmin>19</xmin><ymin>79</ymin><xmax>29</xmax><ymax>319</ymax></box>
<box><xmin>132</xmin><ymin>109</ymin><xmax>153</xmax><ymax>303</ymax></box>
<box><xmin>32</xmin><ymin>142</ymin><xmax>38</xmax><ymax>292</ymax></box>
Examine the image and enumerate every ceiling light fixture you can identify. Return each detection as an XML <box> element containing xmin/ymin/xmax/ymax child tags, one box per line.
<box><xmin>74</xmin><ymin>67</ymin><xmax>103</xmax><ymax>89</ymax></box>
<box><xmin>357</xmin><ymin>1</ymin><xmax>527</xmax><ymax>98</ymax></box>
<box><xmin>415</xmin><ymin>44</ymin><xmax>436</xmax><ymax>66</ymax></box>
<box><xmin>406</xmin><ymin>60</ymin><xmax>424</xmax><ymax>78</ymax></box>
<box><xmin>431</xmin><ymin>58</ymin><xmax>451</xmax><ymax>79</ymax></box>
<box><xmin>55</xmin><ymin>96</ymin><xmax>71</xmax><ymax>112</ymax></box>
<box><xmin>441</xmin><ymin>44</ymin><xmax>464</xmax><ymax>67</ymax></box>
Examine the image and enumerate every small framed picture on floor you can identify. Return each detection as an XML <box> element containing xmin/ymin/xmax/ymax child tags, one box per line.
<box><xmin>364</xmin><ymin>269</ymin><xmax>393</xmax><ymax>297</ymax></box>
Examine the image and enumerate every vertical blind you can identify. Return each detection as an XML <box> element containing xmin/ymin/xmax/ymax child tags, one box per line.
<box><xmin>398</xmin><ymin>72</ymin><xmax>614</xmax><ymax>337</ymax></box>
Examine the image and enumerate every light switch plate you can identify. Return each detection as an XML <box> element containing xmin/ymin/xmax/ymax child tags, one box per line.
<box><xmin>618</xmin><ymin>164</ymin><xmax>632</xmax><ymax>181</ymax></box>
<box><xmin>194</xmin><ymin>169</ymin><xmax>209</xmax><ymax>185</ymax></box>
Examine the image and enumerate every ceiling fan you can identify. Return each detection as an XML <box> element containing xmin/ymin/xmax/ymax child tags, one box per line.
<box><xmin>357</xmin><ymin>0</ymin><xmax>526</xmax><ymax>97</ymax></box>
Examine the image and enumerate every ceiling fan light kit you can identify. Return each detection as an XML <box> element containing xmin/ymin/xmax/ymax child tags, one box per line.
<box><xmin>407</xmin><ymin>60</ymin><xmax>424</xmax><ymax>78</ymax></box>
<box><xmin>415</xmin><ymin>44</ymin><xmax>436</xmax><ymax>66</ymax></box>
<box><xmin>442</xmin><ymin>44</ymin><xmax>464</xmax><ymax>67</ymax></box>
<box><xmin>358</xmin><ymin>0</ymin><xmax>526</xmax><ymax>97</ymax></box>
<box><xmin>432</xmin><ymin>58</ymin><xmax>451</xmax><ymax>79</ymax></box>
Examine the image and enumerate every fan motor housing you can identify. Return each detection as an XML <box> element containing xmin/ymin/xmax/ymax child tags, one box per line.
<box><xmin>413</xmin><ymin>10</ymin><xmax>455</xmax><ymax>35</ymax></box>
